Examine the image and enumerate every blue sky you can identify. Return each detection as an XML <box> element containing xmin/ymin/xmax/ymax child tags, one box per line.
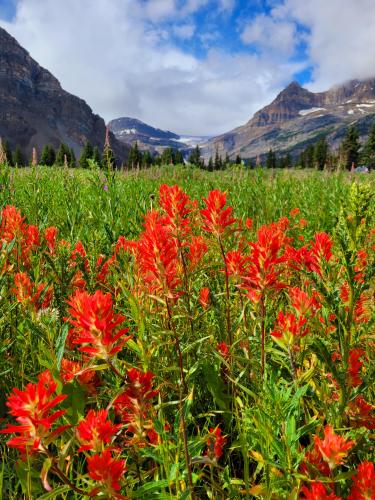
<box><xmin>1</xmin><ymin>0</ymin><xmax>375</xmax><ymax>134</ymax></box>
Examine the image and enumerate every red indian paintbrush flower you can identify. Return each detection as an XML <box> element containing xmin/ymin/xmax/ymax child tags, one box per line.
<box><xmin>159</xmin><ymin>184</ymin><xmax>191</xmax><ymax>238</ymax></box>
<box><xmin>206</xmin><ymin>426</ymin><xmax>227</xmax><ymax>460</ymax></box>
<box><xmin>348</xmin><ymin>348</ymin><xmax>365</xmax><ymax>387</ymax></box>
<box><xmin>13</xmin><ymin>272</ymin><xmax>53</xmax><ymax>311</ymax></box>
<box><xmin>187</xmin><ymin>236</ymin><xmax>208</xmax><ymax>270</ymax></box>
<box><xmin>271</xmin><ymin>311</ymin><xmax>308</xmax><ymax>344</ymax></box>
<box><xmin>76</xmin><ymin>409</ymin><xmax>121</xmax><ymax>452</ymax></box>
<box><xmin>199</xmin><ymin>287</ymin><xmax>210</xmax><ymax>308</ymax></box>
<box><xmin>348</xmin><ymin>461</ymin><xmax>375</xmax><ymax>500</ymax></box>
<box><xmin>60</xmin><ymin>358</ymin><xmax>99</xmax><ymax>395</ymax></box>
<box><xmin>113</xmin><ymin>368</ymin><xmax>158</xmax><ymax>448</ymax></box>
<box><xmin>242</xmin><ymin>221</ymin><xmax>289</xmax><ymax>303</ymax></box>
<box><xmin>201</xmin><ymin>190</ymin><xmax>235</xmax><ymax>235</ymax></box>
<box><xmin>44</xmin><ymin>226</ymin><xmax>58</xmax><ymax>254</ymax></box>
<box><xmin>347</xmin><ymin>396</ymin><xmax>375</xmax><ymax>430</ymax></box>
<box><xmin>289</xmin><ymin>287</ymin><xmax>321</xmax><ymax>316</ymax></box>
<box><xmin>216</xmin><ymin>342</ymin><xmax>230</xmax><ymax>358</ymax></box>
<box><xmin>224</xmin><ymin>250</ymin><xmax>248</xmax><ymax>280</ymax></box>
<box><xmin>136</xmin><ymin>212</ymin><xmax>181</xmax><ymax>298</ymax></box>
<box><xmin>313</xmin><ymin>425</ymin><xmax>355</xmax><ymax>470</ymax></box>
<box><xmin>0</xmin><ymin>370</ymin><xmax>67</xmax><ymax>455</ymax></box>
<box><xmin>87</xmin><ymin>450</ymin><xmax>127</xmax><ymax>498</ymax></box>
<box><xmin>299</xmin><ymin>482</ymin><xmax>341</xmax><ymax>500</ymax></box>
<box><xmin>66</xmin><ymin>290</ymin><xmax>131</xmax><ymax>360</ymax></box>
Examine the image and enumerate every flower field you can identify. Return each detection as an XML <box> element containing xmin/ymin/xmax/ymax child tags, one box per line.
<box><xmin>0</xmin><ymin>165</ymin><xmax>374</xmax><ymax>499</ymax></box>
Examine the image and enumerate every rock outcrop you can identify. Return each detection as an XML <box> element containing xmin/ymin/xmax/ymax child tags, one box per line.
<box><xmin>204</xmin><ymin>79</ymin><xmax>375</xmax><ymax>159</ymax></box>
<box><xmin>0</xmin><ymin>26</ymin><xmax>128</xmax><ymax>162</ymax></box>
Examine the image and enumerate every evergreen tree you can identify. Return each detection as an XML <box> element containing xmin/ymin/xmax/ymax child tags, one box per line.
<box><xmin>3</xmin><ymin>140</ymin><xmax>13</xmax><ymax>166</ymax></box>
<box><xmin>235</xmin><ymin>154</ymin><xmax>242</xmax><ymax>165</ymax></box>
<box><xmin>224</xmin><ymin>152</ymin><xmax>230</xmax><ymax>166</ymax></box>
<box><xmin>360</xmin><ymin>123</ymin><xmax>375</xmax><ymax>169</ymax></box>
<box><xmin>188</xmin><ymin>145</ymin><xmax>202</xmax><ymax>167</ymax></box>
<box><xmin>207</xmin><ymin>157</ymin><xmax>213</xmax><ymax>172</ymax></box>
<box><xmin>128</xmin><ymin>142</ymin><xmax>141</xmax><ymax>169</ymax></box>
<box><xmin>174</xmin><ymin>150</ymin><xmax>184</xmax><ymax>165</ymax></box>
<box><xmin>160</xmin><ymin>147</ymin><xmax>175</xmax><ymax>165</ymax></box>
<box><xmin>314</xmin><ymin>137</ymin><xmax>328</xmax><ymax>170</ymax></box>
<box><xmin>142</xmin><ymin>150</ymin><xmax>153</xmax><ymax>168</ymax></box>
<box><xmin>79</xmin><ymin>141</ymin><xmax>94</xmax><ymax>169</ymax></box>
<box><xmin>341</xmin><ymin>125</ymin><xmax>360</xmax><ymax>169</ymax></box>
<box><xmin>305</xmin><ymin>144</ymin><xmax>315</xmax><ymax>169</ymax></box>
<box><xmin>214</xmin><ymin>149</ymin><xmax>222</xmax><ymax>170</ymax></box>
<box><xmin>12</xmin><ymin>146</ymin><xmax>24</xmax><ymax>167</ymax></box>
<box><xmin>56</xmin><ymin>143</ymin><xmax>71</xmax><ymax>166</ymax></box>
<box><xmin>40</xmin><ymin>145</ymin><xmax>56</xmax><ymax>166</ymax></box>
<box><xmin>266</xmin><ymin>149</ymin><xmax>276</xmax><ymax>169</ymax></box>
<box><xmin>69</xmin><ymin>148</ymin><xmax>77</xmax><ymax>168</ymax></box>
<box><xmin>92</xmin><ymin>146</ymin><xmax>101</xmax><ymax>167</ymax></box>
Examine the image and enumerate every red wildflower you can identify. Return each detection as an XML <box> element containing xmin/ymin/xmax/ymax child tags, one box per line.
<box><xmin>271</xmin><ymin>311</ymin><xmax>308</xmax><ymax>344</ymax></box>
<box><xmin>201</xmin><ymin>190</ymin><xmax>235</xmax><ymax>235</ymax></box>
<box><xmin>139</xmin><ymin>220</ymin><xmax>182</xmax><ymax>298</ymax></box>
<box><xmin>313</xmin><ymin>425</ymin><xmax>355</xmax><ymax>469</ymax></box>
<box><xmin>206</xmin><ymin>427</ymin><xmax>227</xmax><ymax>460</ymax></box>
<box><xmin>299</xmin><ymin>482</ymin><xmax>341</xmax><ymax>499</ymax></box>
<box><xmin>113</xmin><ymin>368</ymin><xmax>158</xmax><ymax>448</ymax></box>
<box><xmin>354</xmin><ymin>250</ymin><xmax>367</xmax><ymax>282</ymax></box>
<box><xmin>60</xmin><ymin>359</ymin><xmax>100</xmax><ymax>395</ymax></box>
<box><xmin>13</xmin><ymin>272</ymin><xmax>53</xmax><ymax>311</ymax></box>
<box><xmin>70</xmin><ymin>240</ymin><xmax>90</xmax><ymax>274</ymax></box>
<box><xmin>87</xmin><ymin>450</ymin><xmax>126</xmax><ymax>497</ymax></box>
<box><xmin>76</xmin><ymin>409</ymin><xmax>121</xmax><ymax>452</ymax></box>
<box><xmin>241</xmin><ymin>222</ymin><xmax>289</xmax><ymax>303</ymax></box>
<box><xmin>159</xmin><ymin>184</ymin><xmax>191</xmax><ymax>238</ymax></box>
<box><xmin>187</xmin><ymin>236</ymin><xmax>208</xmax><ymax>269</ymax></box>
<box><xmin>66</xmin><ymin>290</ymin><xmax>131</xmax><ymax>359</ymax></box>
<box><xmin>290</xmin><ymin>208</ymin><xmax>300</xmax><ymax>217</ymax></box>
<box><xmin>224</xmin><ymin>250</ymin><xmax>247</xmax><ymax>280</ymax></box>
<box><xmin>348</xmin><ymin>348</ymin><xmax>365</xmax><ymax>387</ymax></box>
<box><xmin>348</xmin><ymin>461</ymin><xmax>375</xmax><ymax>500</ymax></box>
<box><xmin>347</xmin><ymin>396</ymin><xmax>375</xmax><ymax>430</ymax></box>
<box><xmin>44</xmin><ymin>226</ymin><xmax>58</xmax><ymax>254</ymax></box>
<box><xmin>1</xmin><ymin>205</ymin><xmax>26</xmax><ymax>242</ymax></box>
<box><xmin>216</xmin><ymin>342</ymin><xmax>230</xmax><ymax>358</ymax></box>
<box><xmin>0</xmin><ymin>370</ymin><xmax>67</xmax><ymax>455</ymax></box>
<box><xmin>199</xmin><ymin>287</ymin><xmax>210</xmax><ymax>309</ymax></box>
<box><xmin>300</xmin><ymin>444</ymin><xmax>330</xmax><ymax>478</ymax></box>
<box><xmin>289</xmin><ymin>287</ymin><xmax>321</xmax><ymax>316</ymax></box>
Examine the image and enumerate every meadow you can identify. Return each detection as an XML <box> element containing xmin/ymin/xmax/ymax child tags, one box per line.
<box><xmin>0</xmin><ymin>164</ymin><xmax>374</xmax><ymax>499</ymax></box>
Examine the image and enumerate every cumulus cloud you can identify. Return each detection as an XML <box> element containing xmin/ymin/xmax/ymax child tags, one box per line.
<box><xmin>1</xmin><ymin>0</ymin><xmax>300</xmax><ymax>135</ymax></box>
<box><xmin>241</xmin><ymin>13</ymin><xmax>297</xmax><ymax>57</ymax></box>
<box><xmin>248</xmin><ymin>0</ymin><xmax>375</xmax><ymax>90</ymax></box>
<box><xmin>173</xmin><ymin>22</ymin><xmax>196</xmax><ymax>39</ymax></box>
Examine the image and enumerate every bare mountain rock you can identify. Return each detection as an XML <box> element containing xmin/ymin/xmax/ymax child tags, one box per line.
<box><xmin>0</xmin><ymin>26</ymin><xmax>128</xmax><ymax>161</ymax></box>
<box><xmin>204</xmin><ymin>79</ymin><xmax>375</xmax><ymax>160</ymax></box>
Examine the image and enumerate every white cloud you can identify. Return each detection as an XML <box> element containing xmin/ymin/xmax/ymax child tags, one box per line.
<box><xmin>253</xmin><ymin>0</ymin><xmax>375</xmax><ymax>90</ymax></box>
<box><xmin>241</xmin><ymin>13</ymin><xmax>297</xmax><ymax>57</ymax></box>
<box><xmin>1</xmin><ymin>0</ymin><xmax>300</xmax><ymax>135</ymax></box>
<box><xmin>173</xmin><ymin>22</ymin><xmax>196</xmax><ymax>39</ymax></box>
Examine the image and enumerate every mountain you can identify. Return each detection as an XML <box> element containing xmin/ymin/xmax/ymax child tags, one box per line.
<box><xmin>0</xmin><ymin>26</ymin><xmax>128</xmax><ymax>161</ymax></box>
<box><xmin>108</xmin><ymin>116</ymin><xmax>210</xmax><ymax>153</ymax></box>
<box><xmin>204</xmin><ymin>79</ymin><xmax>375</xmax><ymax>160</ymax></box>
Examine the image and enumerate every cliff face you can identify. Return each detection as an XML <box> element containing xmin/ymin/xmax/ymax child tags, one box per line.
<box><xmin>204</xmin><ymin>79</ymin><xmax>375</xmax><ymax>159</ymax></box>
<box><xmin>0</xmin><ymin>27</ymin><xmax>128</xmax><ymax>161</ymax></box>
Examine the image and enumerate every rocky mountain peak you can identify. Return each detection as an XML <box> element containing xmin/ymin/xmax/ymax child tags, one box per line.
<box><xmin>0</xmin><ymin>26</ymin><xmax>128</xmax><ymax>161</ymax></box>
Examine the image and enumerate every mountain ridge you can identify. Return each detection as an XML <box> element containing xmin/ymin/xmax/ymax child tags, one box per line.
<box><xmin>203</xmin><ymin>78</ymin><xmax>375</xmax><ymax>160</ymax></box>
<box><xmin>0</xmin><ymin>26</ymin><xmax>128</xmax><ymax>161</ymax></box>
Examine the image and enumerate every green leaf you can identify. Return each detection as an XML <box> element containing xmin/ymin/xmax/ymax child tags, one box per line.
<box><xmin>55</xmin><ymin>323</ymin><xmax>69</xmax><ymax>370</ymax></box>
<box><xmin>131</xmin><ymin>480</ymin><xmax>170</xmax><ymax>498</ymax></box>
<box><xmin>36</xmin><ymin>484</ymin><xmax>71</xmax><ymax>499</ymax></box>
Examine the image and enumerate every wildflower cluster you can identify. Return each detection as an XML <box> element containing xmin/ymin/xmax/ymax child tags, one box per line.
<box><xmin>0</xmin><ymin>180</ymin><xmax>374</xmax><ymax>498</ymax></box>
